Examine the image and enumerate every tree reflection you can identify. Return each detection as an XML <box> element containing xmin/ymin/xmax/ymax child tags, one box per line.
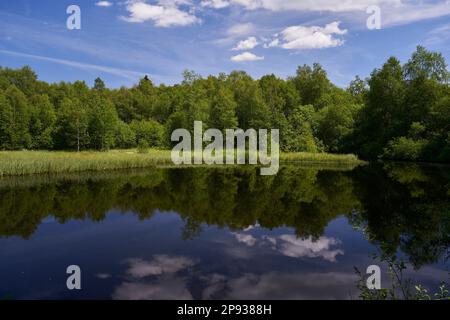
<box><xmin>0</xmin><ymin>166</ymin><xmax>360</xmax><ymax>239</ymax></box>
<box><xmin>350</xmin><ymin>163</ymin><xmax>450</xmax><ymax>269</ymax></box>
<box><xmin>0</xmin><ymin>163</ymin><xmax>449</xmax><ymax>268</ymax></box>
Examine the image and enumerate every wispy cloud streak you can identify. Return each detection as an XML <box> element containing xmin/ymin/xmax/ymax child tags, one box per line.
<box><xmin>0</xmin><ymin>49</ymin><xmax>146</xmax><ymax>81</ymax></box>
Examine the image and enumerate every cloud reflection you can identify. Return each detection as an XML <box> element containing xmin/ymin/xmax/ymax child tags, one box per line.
<box><xmin>277</xmin><ymin>235</ymin><xmax>344</xmax><ymax>262</ymax></box>
<box><xmin>112</xmin><ymin>255</ymin><xmax>195</xmax><ymax>300</ymax></box>
<box><xmin>113</xmin><ymin>278</ymin><xmax>193</xmax><ymax>300</ymax></box>
<box><xmin>126</xmin><ymin>255</ymin><xmax>195</xmax><ymax>278</ymax></box>
<box><xmin>221</xmin><ymin>272</ymin><xmax>358</xmax><ymax>300</ymax></box>
<box><xmin>232</xmin><ymin>233</ymin><xmax>344</xmax><ymax>262</ymax></box>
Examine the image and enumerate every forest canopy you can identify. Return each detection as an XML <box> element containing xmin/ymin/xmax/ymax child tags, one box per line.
<box><xmin>0</xmin><ymin>46</ymin><xmax>449</xmax><ymax>162</ymax></box>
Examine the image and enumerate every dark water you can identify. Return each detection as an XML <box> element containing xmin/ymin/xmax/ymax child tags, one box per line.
<box><xmin>0</xmin><ymin>163</ymin><xmax>449</xmax><ymax>300</ymax></box>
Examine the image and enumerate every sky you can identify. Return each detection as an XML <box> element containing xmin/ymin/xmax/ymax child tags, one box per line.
<box><xmin>0</xmin><ymin>0</ymin><xmax>449</xmax><ymax>88</ymax></box>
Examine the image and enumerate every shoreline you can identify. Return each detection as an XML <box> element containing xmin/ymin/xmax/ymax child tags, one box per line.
<box><xmin>0</xmin><ymin>149</ymin><xmax>365</xmax><ymax>177</ymax></box>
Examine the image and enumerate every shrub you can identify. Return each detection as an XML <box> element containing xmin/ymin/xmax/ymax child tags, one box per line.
<box><xmin>382</xmin><ymin>137</ymin><xmax>427</xmax><ymax>161</ymax></box>
<box><xmin>115</xmin><ymin>121</ymin><xmax>136</xmax><ymax>149</ymax></box>
<box><xmin>131</xmin><ymin>119</ymin><xmax>166</xmax><ymax>148</ymax></box>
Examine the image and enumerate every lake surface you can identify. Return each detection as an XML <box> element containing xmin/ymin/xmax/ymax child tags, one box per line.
<box><xmin>0</xmin><ymin>163</ymin><xmax>449</xmax><ymax>300</ymax></box>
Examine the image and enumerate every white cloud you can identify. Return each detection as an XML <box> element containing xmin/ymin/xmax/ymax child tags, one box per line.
<box><xmin>122</xmin><ymin>0</ymin><xmax>200</xmax><ymax>27</ymax></box>
<box><xmin>95</xmin><ymin>1</ymin><xmax>113</xmax><ymax>7</ymax></box>
<box><xmin>202</xmin><ymin>0</ymin><xmax>450</xmax><ymax>27</ymax></box>
<box><xmin>263</xmin><ymin>38</ymin><xmax>279</xmax><ymax>48</ymax></box>
<box><xmin>0</xmin><ymin>49</ymin><xmax>145</xmax><ymax>81</ymax></box>
<box><xmin>425</xmin><ymin>23</ymin><xmax>450</xmax><ymax>46</ymax></box>
<box><xmin>214</xmin><ymin>23</ymin><xmax>257</xmax><ymax>46</ymax></box>
<box><xmin>232</xmin><ymin>36</ymin><xmax>259</xmax><ymax>50</ymax></box>
<box><xmin>201</xmin><ymin>0</ymin><xmax>402</xmax><ymax>11</ymax></box>
<box><xmin>230</xmin><ymin>0</ymin><xmax>262</xmax><ymax>10</ymax></box>
<box><xmin>227</xmin><ymin>23</ymin><xmax>256</xmax><ymax>36</ymax></box>
<box><xmin>231</xmin><ymin>51</ymin><xmax>264</xmax><ymax>61</ymax></box>
<box><xmin>382</xmin><ymin>2</ymin><xmax>450</xmax><ymax>27</ymax></box>
<box><xmin>201</xmin><ymin>0</ymin><xmax>230</xmax><ymax>9</ymax></box>
<box><xmin>268</xmin><ymin>21</ymin><xmax>347</xmax><ymax>50</ymax></box>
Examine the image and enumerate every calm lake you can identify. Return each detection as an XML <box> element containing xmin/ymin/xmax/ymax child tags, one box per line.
<box><xmin>0</xmin><ymin>163</ymin><xmax>449</xmax><ymax>300</ymax></box>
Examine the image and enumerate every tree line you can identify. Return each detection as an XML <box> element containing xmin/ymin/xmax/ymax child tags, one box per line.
<box><xmin>0</xmin><ymin>46</ymin><xmax>449</xmax><ymax>161</ymax></box>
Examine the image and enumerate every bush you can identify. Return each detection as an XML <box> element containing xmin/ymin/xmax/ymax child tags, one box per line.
<box><xmin>130</xmin><ymin>119</ymin><xmax>166</xmax><ymax>148</ymax></box>
<box><xmin>382</xmin><ymin>137</ymin><xmax>427</xmax><ymax>161</ymax></box>
<box><xmin>291</xmin><ymin>122</ymin><xmax>319</xmax><ymax>153</ymax></box>
<box><xmin>115</xmin><ymin>121</ymin><xmax>136</xmax><ymax>149</ymax></box>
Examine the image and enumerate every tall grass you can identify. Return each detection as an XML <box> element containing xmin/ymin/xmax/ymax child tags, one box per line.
<box><xmin>0</xmin><ymin>150</ymin><xmax>172</xmax><ymax>176</ymax></box>
<box><xmin>280</xmin><ymin>152</ymin><xmax>362</xmax><ymax>164</ymax></box>
<box><xmin>0</xmin><ymin>149</ymin><xmax>364</xmax><ymax>176</ymax></box>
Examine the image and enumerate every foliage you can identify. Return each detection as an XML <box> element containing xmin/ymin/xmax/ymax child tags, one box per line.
<box><xmin>382</xmin><ymin>137</ymin><xmax>427</xmax><ymax>161</ymax></box>
<box><xmin>355</xmin><ymin>254</ymin><xmax>450</xmax><ymax>300</ymax></box>
<box><xmin>130</xmin><ymin>119</ymin><xmax>165</xmax><ymax>148</ymax></box>
<box><xmin>0</xmin><ymin>164</ymin><xmax>362</xmax><ymax>238</ymax></box>
<box><xmin>0</xmin><ymin>45</ymin><xmax>448</xmax><ymax>162</ymax></box>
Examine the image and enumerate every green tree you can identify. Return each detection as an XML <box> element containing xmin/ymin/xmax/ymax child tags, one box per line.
<box><xmin>347</xmin><ymin>75</ymin><xmax>367</xmax><ymax>104</ymax></box>
<box><xmin>287</xmin><ymin>105</ymin><xmax>319</xmax><ymax>152</ymax></box>
<box><xmin>428</xmin><ymin>93</ymin><xmax>450</xmax><ymax>161</ymax></box>
<box><xmin>316</xmin><ymin>89</ymin><xmax>359</xmax><ymax>152</ymax></box>
<box><xmin>29</xmin><ymin>94</ymin><xmax>56</xmax><ymax>149</ymax></box>
<box><xmin>182</xmin><ymin>70</ymin><xmax>202</xmax><ymax>85</ymax></box>
<box><xmin>0</xmin><ymin>66</ymin><xmax>39</xmax><ymax>96</ymax></box>
<box><xmin>165</xmin><ymin>111</ymin><xmax>189</xmax><ymax>146</ymax></box>
<box><xmin>0</xmin><ymin>91</ymin><xmax>13</xmax><ymax>149</ymax></box>
<box><xmin>135</xmin><ymin>76</ymin><xmax>157</xmax><ymax>119</ymax></box>
<box><xmin>115</xmin><ymin>121</ymin><xmax>136</xmax><ymax>149</ymax></box>
<box><xmin>355</xmin><ymin>57</ymin><xmax>406</xmax><ymax>158</ymax></box>
<box><xmin>93</xmin><ymin>77</ymin><xmax>106</xmax><ymax>91</ymax></box>
<box><xmin>404</xmin><ymin>45</ymin><xmax>448</xmax><ymax>83</ymax></box>
<box><xmin>292</xmin><ymin>63</ymin><xmax>332</xmax><ymax>107</ymax></box>
<box><xmin>56</xmin><ymin>98</ymin><xmax>89</xmax><ymax>151</ymax></box>
<box><xmin>112</xmin><ymin>87</ymin><xmax>138</xmax><ymax>123</ymax></box>
<box><xmin>228</xmin><ymin>71</ymin><xmax>270</xmax><ymax>129</ymax></box>
<box><xmin>403</xmin><ymin>47</ymin><xmax>447</xmax><ymax>128</ymax></box>
<box><xmin>130</xmin><ymin>119</ymin><xmax>165</xmax><ymax>148</ymax></box>
<box><xmin>88</xmin><ymin>95</ymin><xmax>119</xmax><ymax>150</ymax></box>
<box><xmin>294</xmin><ymin>121</ymin><xmax>318</xmax><ymax>153</ymax></box>
<box><xmin>152</xmin><ymin>85</ymin><xmax>174</xmax><ymax>123</ymax></box>
<box><xmin>259</xmin><ymin>74</ymin><xmax>301</xmax><ymax>149</ymax></box>
<box><xmin>0</xmin><ymin>85</ymin><xmax>32</xmax><ymax>149</ymax></box>
<box><xmin>208</xmin><ymin>84</ymin><xmax>238</xmax><ymax>129</ymax></box>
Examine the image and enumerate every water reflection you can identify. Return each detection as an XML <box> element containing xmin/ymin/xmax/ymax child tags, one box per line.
<box><xmin>0</xmin><ymin>164</ymin><xmax>449</xmax><ymax>299</ymax></box>
<box><xmin>0</xmin><ymin>166</ymin><xmax>362</xmax><ymax>239</ymax></box>
<box><xmin>349</xmin><ymin>163</ymin><xmax>450</xmax><ymax>269</ymax></box>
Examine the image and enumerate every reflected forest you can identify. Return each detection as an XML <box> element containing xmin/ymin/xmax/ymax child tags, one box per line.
<box><xmin>1</xmin><ymin>164</ymin><xmax>449</xmax><ymax>270</ymax></box>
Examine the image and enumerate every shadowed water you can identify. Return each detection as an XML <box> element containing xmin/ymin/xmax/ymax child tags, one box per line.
<box><xmin>0</xmin><ymin>163</ymin><xmax>449</xmax><ymax>299</ymax></box>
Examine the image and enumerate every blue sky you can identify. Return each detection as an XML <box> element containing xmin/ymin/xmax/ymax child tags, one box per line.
<box><xmin>0</xmin><ymin>0</ymin><xmax>449</xmax><ymax>88</ymax></box>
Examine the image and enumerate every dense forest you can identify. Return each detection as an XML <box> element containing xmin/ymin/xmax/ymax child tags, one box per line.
<box><xmin>0</xmin><ymin>46</ymin><xmax>449</xmax><ymax>162</ymax></box>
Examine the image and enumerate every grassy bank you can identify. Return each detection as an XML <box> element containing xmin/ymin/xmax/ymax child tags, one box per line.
<box><xmin>0</xmin><ymin>149</ymin><xmax>364</xmax><ymax>176</ymax></box>
<box><xmin>280</xmin><ymin>152</ymin><xmax>361</xmax><ymax>164</ymax></box>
